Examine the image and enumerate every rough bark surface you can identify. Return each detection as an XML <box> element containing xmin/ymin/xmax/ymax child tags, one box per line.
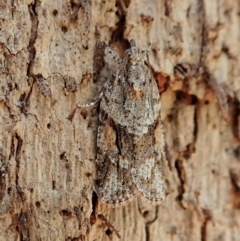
<box><xmin>0</xmin><ymin>0</ymin><xmax>240</xmax><ymax>240</ymax></box>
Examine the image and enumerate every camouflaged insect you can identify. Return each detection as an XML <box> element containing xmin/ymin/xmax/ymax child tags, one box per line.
<box><xmin>95</xmin><ymin>39</ymin><xmax>167</xmax><ymax>205</ymax></box>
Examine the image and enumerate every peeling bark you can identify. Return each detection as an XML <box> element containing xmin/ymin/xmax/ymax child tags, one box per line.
<box><xmin>0</xmin><ymin>0</ymin><xmax>240</xmax><ymax>240</ymax></box>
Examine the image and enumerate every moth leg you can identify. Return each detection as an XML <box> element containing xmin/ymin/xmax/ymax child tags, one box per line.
<box><xmin>98</xmin><ymin>214</ymin><xmax>121</xmax><ymax>239</ymax></box>
<box><xmin>76</xmin><ymin>92</ymin><xmax>103</xmax><ymax>108</ymax></box>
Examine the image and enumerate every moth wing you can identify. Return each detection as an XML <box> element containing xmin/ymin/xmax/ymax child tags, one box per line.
<box><xmin>131</xmin><ymin>119</ymin><xmax>167</xmax><ymax>202</ymax></box>
<box><xmin>95</xmin><ymin>119</ymin><xmax>135</xmax><ymax>205</ymax></box>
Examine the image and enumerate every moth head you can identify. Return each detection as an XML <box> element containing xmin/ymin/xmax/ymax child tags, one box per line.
<box><xmin>125</xmin><ymin>39</ymin><xmax>148</xmax><ymax>65</ymax></box>
<box><xmin>124</xmin><ymin>40</ymin><xmax>151</xmax><ymax>91</ymax></box>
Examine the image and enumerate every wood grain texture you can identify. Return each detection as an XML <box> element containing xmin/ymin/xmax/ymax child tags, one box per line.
<box><xmin>0</xmin><ymin>0</ymin><xmax>239</xmax><ymax>240</ymax></box>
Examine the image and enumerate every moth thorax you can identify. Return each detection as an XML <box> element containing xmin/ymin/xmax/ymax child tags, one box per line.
<box><xmin>130</xmin><ymin>88</ymin><xmax>144</xmax><ymax>99</ymax></box>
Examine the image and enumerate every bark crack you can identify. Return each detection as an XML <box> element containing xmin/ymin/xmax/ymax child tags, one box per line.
<box><xmin>175</xmin><ymin>159</ymin><xmax>186</xmax><ymax>208</ymax></box>
<box><xmin>15</xmin><ymin>133</ymin><xmax>23</xmax><ymax>188</ymax></box>
<box><xmin>18</xmin><ymin>211</ymin><xmax>30</xmax><ymax>241</ymax></box>
<box><xmin>16</xmin><ymin>1</ymin><xmax>40</xmax><ymax>115</ymax></box>
<box><xmin>197</xmin><ymin>0</ymin><xmax>229</xmax><ymax>122</ymax></box>
<box><xmin>200</xmin><ymin>209</ymin><xmax>212</xmax><ymax>241</ymax></box>
<box><xmin>111</xmin><ymin>0</ymin><xmax>128</xmax><ymax>44</ymax></box>
<box><xmin>27</xmin><ymin>1</ymin><xmax>39</xmax><ymax>78</ymax></box>
<box><xmin>145</xmin><ymin>206</ymin><xmax>159</xmax><ymax>241</ymax></box>
<box><xmin>0</xmin><ymin>149</ymin><xmax>8</xmax><ymax>201</ymax></box>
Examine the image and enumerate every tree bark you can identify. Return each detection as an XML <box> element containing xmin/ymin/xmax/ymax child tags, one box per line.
<box><xmin>0</xmin><ymin>0</ymin><xmax>240</xmax><ymax>240</ymax></box>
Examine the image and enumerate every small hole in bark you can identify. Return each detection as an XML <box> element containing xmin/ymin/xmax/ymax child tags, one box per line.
<box><xmin>65</xmin><ymin>163</ymin><xmax>70</xmax><ymax>169</ymax></box>
<box><xmin>190</xmin><ymin>95</ymin><xmax>198</xmax><ymax>105</ymax></box>
<box><xmin>80</xmin><ymin>110</ymin><xmax>88</xmax><ymax>119</ymax></box>
<box><xmin>35</xmin><ymin>201</ymin><xmax>41</xmax><ymax>208</ymax></box>
<box><xmin>183</xmin><ymin>143</ymin><xmax>195</xmax><ymax>159</ymax></box>
<box><xmin>176</xmin><ymin>91</ymin><xmax>198</xmax><ymax>105</ymax></box>
<box><xmin>52</xmin><ymin>9</ymin><xmax>58</xmax><ymax>16</ymax></box>
<box><xmin>85</xmin><ymin>172</ymin><xmax>92</xmax><ymax>177</ymax></box>
<box><xmin>143</xmin><ymin>211</ymin><xmax>149</xmax><ymax>217</ymax></box>
<box><xmin>60</xmin><ymin>152</ymin><xmax>67</xmax><ymax>161</ymax></box>
<box><xmin>105</xmin><ymin>229</ymin><xmax>112</xmax><ymax>236</ymax></box>
<box><xmin>176</xmin><ymin>91</ymin><xmax>186</xmax><ymax>101</ymax></box>
<box><xmin>7</xmin><ymin>187</ymin><xmax>11</xmax><ymax>194</ymax></box>
<box><xmin>47</xmin><ymin>123</ymin><xmax>51</xmax><ymax>129</ymax></box>
<box><xmin>167</xmin><ymin>114</ymin><xmax>174</xmax><ymax>122</ymax></box>
<box><xmin>60</xmin><ymin>209</ymin><xmax>71</xmax><ymax>217</ymax></box>
<box><xmin>205</xmin><ymin>100</ymin><xmax>209</xmax><ymax>105</ymax></box>
<box><xmin>61</xmin><ymin>25</ymin><xmax>68</xmax><ymax>33</ymax></box>
<box><xmin>87</xmin><ymin>120</ymin><xmax>93</xmax><ymax>129</ymax></box>
<box><xmin>52</xmin><ymin>180</ymin><xmax>56</xmax><ymax>190</ymax></box>
<box><xmin>234</xmin><ymin>146</ymin><xmax>240</xmax><ymax>158</ymax></box>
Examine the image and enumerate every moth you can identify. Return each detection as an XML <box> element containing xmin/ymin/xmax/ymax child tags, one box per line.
<box><xmin>95</xmin><ymin>39</ymin><xmax>167</xmax><ymax>205</ymax></box>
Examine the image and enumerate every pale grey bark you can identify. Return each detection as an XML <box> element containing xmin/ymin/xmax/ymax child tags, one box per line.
<box><xmin>0</xmin><ymin>0</ymin><xmax>239</xmax><ymax>240</ymax></box>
